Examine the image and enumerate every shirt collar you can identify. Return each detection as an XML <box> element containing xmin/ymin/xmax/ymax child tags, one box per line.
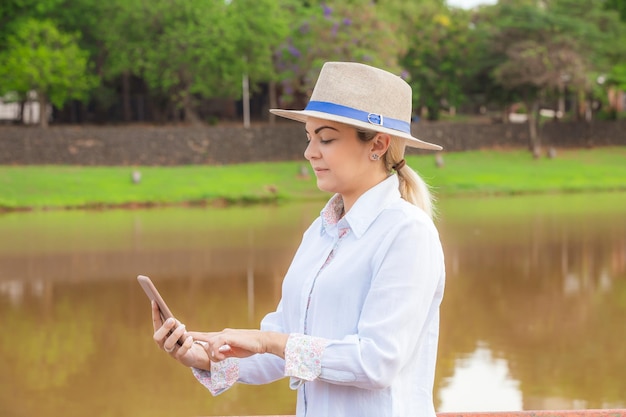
<box><xmin>320</xmin><ymin>175</ymin><xmax>401</xmax><ymax>239</ymax></box>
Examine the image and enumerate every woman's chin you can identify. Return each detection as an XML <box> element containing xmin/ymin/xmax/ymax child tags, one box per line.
<box><xmin>316</xmin><ymin>180</ymin><xmax>335</xmax><ymax>194</ymax></box>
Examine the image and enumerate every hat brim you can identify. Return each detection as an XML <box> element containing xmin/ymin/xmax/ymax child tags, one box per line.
<box><xmin>270</xmin><ymin>109</ymin><xmax>442</xmax><ymax>151</ymax></box>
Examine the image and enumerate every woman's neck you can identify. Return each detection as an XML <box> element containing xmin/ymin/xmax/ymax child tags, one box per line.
<box><xmin>341</xmin><ymin>171</ymin><xmax>389</xmax><ymax>214</ymax></box>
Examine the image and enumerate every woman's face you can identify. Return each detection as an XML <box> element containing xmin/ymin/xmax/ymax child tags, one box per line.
<box><xmin>304</xmin><ymin>117</ymin><xmax>387</xmax><ymax>209</ymax></box>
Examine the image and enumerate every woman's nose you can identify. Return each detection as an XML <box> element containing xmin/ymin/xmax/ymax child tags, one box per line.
<box><xmin>304</xmin><ymin>140</ymin><xmax>318</xmax><ymax>160</ymax></box>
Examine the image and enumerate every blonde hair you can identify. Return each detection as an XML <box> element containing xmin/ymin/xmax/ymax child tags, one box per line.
<box><xmin>357</xmin><ymin>129</ymin><xmax>435</xmax><ymax>218</ymax></box>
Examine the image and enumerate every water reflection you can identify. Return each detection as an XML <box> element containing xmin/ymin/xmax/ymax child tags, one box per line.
<box><xmin>0</xmin><ymin>193</ymin><xmax>624</xmax><ymax>417</ymax></box>
<box><xmin>435</xmin><ymin>193</ymin><xmax>626</xmax><ymax>412</ymax></box>
<box><xmin>439</xmin><ymin>344</ymin><xmax>522</xmax><ymax>412</ymax></box>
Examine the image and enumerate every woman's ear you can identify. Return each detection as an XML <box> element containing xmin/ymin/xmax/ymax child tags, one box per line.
<box><xmin>371</xmin><ymin>133</ymin><xmax>391</xmax><ymax>157</ymax></box>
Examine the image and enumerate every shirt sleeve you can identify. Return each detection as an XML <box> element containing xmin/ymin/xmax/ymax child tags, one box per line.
<box><xmin>192</xmin><ymin>332</ymin><xmax>330</xmax><ymax>394</ymax></box>
<box><xmin>284</xmin><ymin>333</ymin><xmax>329</xmax><ymax>389</ymax></box>
<box><xmin>193</xmin><ymin>298</ymin><xmax>295</xmax><ymax>391</ymax></box>
<box><xmin>191</xmin><ymin>358</ymin><xmax>240</xmax><ymax>396</ymax></box>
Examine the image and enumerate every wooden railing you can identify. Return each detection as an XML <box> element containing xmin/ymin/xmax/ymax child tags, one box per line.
<box><xmin>208</xmin><ymin>410</ymin><xmax>626</xmax><ymax>417</ymax></box>
<box><xmin>436</xmin><ymin>411</ymin><xmax>626</xmax><ymax>417</ymax></box>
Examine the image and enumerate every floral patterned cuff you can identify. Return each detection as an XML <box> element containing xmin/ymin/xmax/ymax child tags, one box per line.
<box><xmin>191</xmin><ymin>358</ymin><xmax>240</xmax><ymax>396</ymax></box>
<box><xmin>284</xmin><ymin>333</ymin><xmax>328</xmax><ymax>382</ymax></box>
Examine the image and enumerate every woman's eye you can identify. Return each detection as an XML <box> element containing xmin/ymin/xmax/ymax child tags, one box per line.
<box><xmin>305</xmin><ymin>137</ymin><xmax>334</xmax><ymax>145</ymax></box>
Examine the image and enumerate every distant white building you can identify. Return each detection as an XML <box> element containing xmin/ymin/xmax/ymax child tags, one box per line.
<box><xmin>0</xmin><ymin>91</ymin><xmax>50</xmax><ymax>124</ymax></box>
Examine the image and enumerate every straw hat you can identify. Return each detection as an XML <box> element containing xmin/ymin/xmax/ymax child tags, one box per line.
<box><xmin>270</xmin><ymin>61</ymin><xmax>442</xmax><ymax>151</ymax></box>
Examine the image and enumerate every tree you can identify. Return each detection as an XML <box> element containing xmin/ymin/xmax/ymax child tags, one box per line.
<box><xmin>493</xmin><ymin>37</ymin><xmax>587</xmax><ymax>149</ymax></box>
<box><xmin>609</xmin><ymin>64</ymin><xmax>626</xmax><ymax>91</ymax></box>
<box><xmin>42</xmin><ymin>0</ymin><xmax>117</xmax><ymax>122</ymax></box>
<box><xmin>223</xmin><ymin>0</ymin><xmax>292</xmax><ymax>125</ymax></box>
<box><xmin>602</xmin><ymin>0</ymin><xmax>626</xmax><ymax>118</ymax></box>
<box><xmin>475</xmin><ymin>0</ymin><xmax>624</xmax><ymax>151</ymax></box>
<box><xmin>0</xmin><ymin>18</ymin><xmax>96</xmax><ymax>127</ymax></box>
<box><xmin>141</xmin><ymin>0</ymin><xmax>236</xmax><ymax>123</ymax></box>
<box><xmin>0</xmin><ymin>0</ymin><xmax>65</xmax><ymax>47</ymax></box>
<box><xmin>0</xmin><ymin>0</ymin><xmax>67</xmax><ymax>122</ymax></box>
<box><xmin>401</xmin><ymin>6</ymin><xmax>478</xmax><ymax>120</ymax></box>
<box><xmin>274</xmin><ymin>0</ymin><xmax>405</xmax><ymax>108</ymax></box>
<box><xmin>97</xmin><ymin>0</ymin><xmax>290</xmax><ymax>124</ymax></box>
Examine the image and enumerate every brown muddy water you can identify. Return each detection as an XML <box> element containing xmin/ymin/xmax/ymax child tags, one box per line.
<box><xmin>0</xmin><ymin>192</ymin><xmax>625</xmax><ymax>417</ymax></box>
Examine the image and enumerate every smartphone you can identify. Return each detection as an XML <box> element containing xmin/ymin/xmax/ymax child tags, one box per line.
<box><xmin>137</xmin><ymin>274</ymin><xmax>183</xmax><ymax>346</ymax></box>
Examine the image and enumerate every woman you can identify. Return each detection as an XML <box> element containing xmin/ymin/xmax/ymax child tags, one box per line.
<box><xmin>151</xmin><ymin>62</ymin><xmax>445</xmax><ymax>417</ymax></box>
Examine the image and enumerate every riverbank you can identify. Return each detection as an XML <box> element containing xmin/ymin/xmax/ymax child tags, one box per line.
<box><xmin>1</xmin><ymin>147</ymin><xmax>625</xmax><ymax>211</ymax></box>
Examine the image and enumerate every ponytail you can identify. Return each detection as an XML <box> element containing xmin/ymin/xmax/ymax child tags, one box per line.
<box><xmin>357</xmin><ymin>128</ymin><xmax>435</xmax><ymax>218</ymax></box>
<box><xmin>384</xmin><ymin>139</ymin><xmax>435</xmax><ymax>218</ymax></box>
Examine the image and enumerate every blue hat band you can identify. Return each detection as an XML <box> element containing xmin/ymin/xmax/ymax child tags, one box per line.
<box><xmin>304</xmin><ymin>101</ymin><xmax>411</xmax><ymax>134</ymax></box>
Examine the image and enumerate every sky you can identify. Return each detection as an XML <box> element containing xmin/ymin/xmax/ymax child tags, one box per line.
<box><xmin>447</xmin><ymin>0</ymin><xmax>497</xmax><ymax>9</ymax></box>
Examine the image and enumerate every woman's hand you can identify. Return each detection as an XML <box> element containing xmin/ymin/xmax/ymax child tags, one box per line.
<box><xmin>193</xmin><ymin>328</ymin><xmax>288</xmax><ymax>362</ymax></box>
<box><xmin>151</xmin><ymin>300</ymin><xmax>212</xmax><ymax>370</ymax></box>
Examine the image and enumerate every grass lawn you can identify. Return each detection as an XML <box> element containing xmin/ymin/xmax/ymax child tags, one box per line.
<box><xmin>415</xmin><ymin>147</ymin><xmax>626</xmax><ymax>196</ymax></box>
<box><xmin>0</xmin><ymin>147</ymin><xmax>624</xmax><ymax>211</ymax></box>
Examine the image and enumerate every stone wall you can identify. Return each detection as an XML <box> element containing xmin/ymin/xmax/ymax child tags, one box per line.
<box><xmin>412</xmin><ymin>119</ymin><xmax>626</xmax><ymax>151</ymax></box>
<box><xmin>0</xmin><ymin>120</ymin><xmax>624</xmax><ymax>165</ymax></box>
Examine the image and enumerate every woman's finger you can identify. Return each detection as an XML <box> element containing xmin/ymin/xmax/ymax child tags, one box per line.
<box><xmin>186</xmin><ymin>331</ymin><xmax>218</xmax><ymax>342</ymax></box>
<box><xmin>206</xmin><ymin>335</ymin><xmax>236</xmax><ymax>361</ymax></box>
<box><xmin>163</xmin><ymin>323</ymin><xmax>186</xmax><ymax>353</ymax></box>
<box><xmin>153</xmin><ymin>317</ymin><xmax>178</xmax><ymax>345</ymax></box>
<box><xmin>174</xmin><ymin>335</ymin><xmax>194</xmax><ymax>358</ymax></box>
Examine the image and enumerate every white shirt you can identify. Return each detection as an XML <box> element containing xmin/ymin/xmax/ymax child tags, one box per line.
<box><xmin>193</xmin><ymin>174</ymin><xmax>446</xmax><ymax>417</ymax></box>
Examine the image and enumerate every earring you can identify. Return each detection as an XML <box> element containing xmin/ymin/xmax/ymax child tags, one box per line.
<box><xmin>370</xmin><ymin>153</ymin><xmax>380</xmax><ymax>161</ymax></box>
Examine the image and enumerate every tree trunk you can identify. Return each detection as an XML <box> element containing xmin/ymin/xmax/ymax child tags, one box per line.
<box><xmin>526</xmin><ymin>99</ymin><xmax>540</xmax><ymax>153</ymax></box>
<box><xmin>269</xmin><ymin>80</ymin><xmax>277</xmax><ymax>125</ymax></box>
<box><xmin>585</xmin><ymin>99</ymin><xmax>593</xmax><ymax>122</ymax></box>
<box><xmin>242</xmin><ymin>73</ymin><xmax>250</xmax><ymax>128</ymax></box>
<box><xmin>557</xmin><ymin>83</ymin><xmax>565</xmax><ymax>119</ymax></box>
<box><xmin>181</xmin><ymin>91</ymin><xmax>201</xmax><ymax>125</ymax></box>
<box><xmin>38</xmin><ymin>91</ymin><xmax>48</xmax><ymax>128</ymax></box>
<box><xmin>577</xmin><ymin>90</ymin><xmax>586</xmax><ymax>121</ymax></box>
<box><xmin>427</xmin><ymin>105</ymin><xmax>440</xmax><ymax>121</ymax></box>
<box><xmin>17</xmin><ymin>99</ymin><xmax>25</xmax><ymax>125</ymax></box>
<box><xmin>122</xmin><ymin>70</ymin><xmax>132</xmax><ymax>122</ymax></box>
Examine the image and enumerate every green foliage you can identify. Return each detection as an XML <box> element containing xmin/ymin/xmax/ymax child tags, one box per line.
<box><xmin>465</xmin><ymin>0</ymin><xmax>626</xmax><ymax>147</ymax></box>
<box><xmin>93</xmin><ymin>0</ymin><xmax>290</xmax><ymax>120</ymax></box>
<box><xmin>274</xmin><ymin>0</ymin><xmax>405</xmax><ymax>104</ymax></box>
<box><xmin>476</xmin><ymin>0</ymin><xmax>625</xmax><ymax>100</ymax></box>
<box><xmin>605</xmin><ymin>0</ymin><xmax>626</xmax><ymax>22</ymax></box>
<box><xmin>227</xmin><ymin>0</ymin><xmax>291</xmax><ymax>87</ymax></box>
<box><xmin>2</xmin><ymin>0</ymin><xmax>626</xmax><ymax>122</ymax></box>
<box><xmin>0</xmin><ymin>0</ymin><xmax>65</xmax><ymax>45</ymax></box>
<box><xmin>609</xmin><ymin>63</ymin><xmax>626</xmax><ymax>90</ymax></box>
<box><xmin>548</xmin><ymin>0</ymin><xmax>626</xmax><ymax>65</ymax></box>
<box><xmin>0</xmin><ymin>18</ymin><xmax>97</xmax><ymax>107</ymax></box>
<box><xmin>401</xmin><ymin>6</ymin><xmax>478</xmax><ymax>120</ymax></box>
<box><xmin>489</xmin><ymin>3</ymin><xmax>585</xmax><ymax>94</ymax></box>
<box><xmin>133</xmin><ymin>0</ymin><xmax>237</xmax><ymax>102</ymax></box>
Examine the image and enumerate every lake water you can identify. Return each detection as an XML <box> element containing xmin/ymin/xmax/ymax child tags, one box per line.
<box><xmin>0</xmin><ymin>192</ymin><xmax>625</xmax><ymax>417</ymax></box>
